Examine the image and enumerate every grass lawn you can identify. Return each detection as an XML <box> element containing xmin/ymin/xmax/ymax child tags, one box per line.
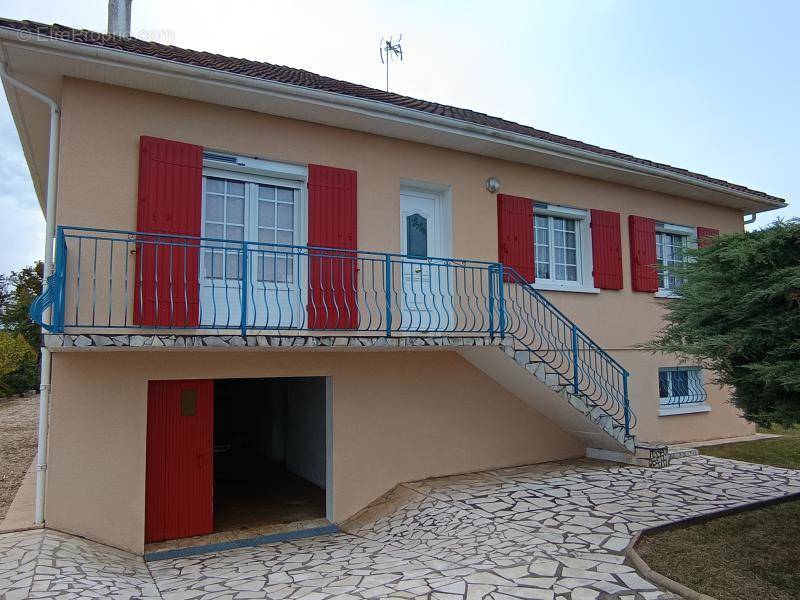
<box><xmin>636</xmin><ymin>426</ymin><xmax>800</xmax><ymax>600</ymax></box>
<box><xmin>699</xmin><ymin>425</ymin><xmax>800</xmax><ymax>470</ymax></box>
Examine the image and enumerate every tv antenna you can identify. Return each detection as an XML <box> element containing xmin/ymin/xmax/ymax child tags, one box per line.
<box><xmin>379</xmin><ymin>35</ymin><xmax>403</xmax><ymax>92</ymax></box>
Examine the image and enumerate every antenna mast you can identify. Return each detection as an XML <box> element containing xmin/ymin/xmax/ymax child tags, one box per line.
<box><xmin>379</xmin><ymin>35</ymin><xmax>403</xmax><ymax>92</ymax></box>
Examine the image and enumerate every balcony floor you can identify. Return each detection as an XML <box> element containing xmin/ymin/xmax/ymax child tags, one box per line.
<box><xmin>43</xmin><ymin>332</ymin><xmax>501</xmax><ymax>351</ymax></box>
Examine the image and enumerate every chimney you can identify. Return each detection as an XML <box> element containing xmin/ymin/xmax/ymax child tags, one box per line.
<box><xmin>107</xmin><ymin>0</ymin><xmax>132</xmax><ymax>37</ymax></box>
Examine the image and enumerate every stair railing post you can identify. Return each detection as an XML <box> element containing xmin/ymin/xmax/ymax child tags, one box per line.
<box><xmin>571</xmin><ymin>324</ymin><xmax>580</xmax><ymax>395</ymax></box>
<box><xmin>384</xmin><ymin>253</ymin><xmax>392</xmax><ymax>336</ymax></box>
<box><xmin>623</xmin><ymin>370</ymin><xmax>630</xmax><ymax>435</ymax></box>
<box><xmin>488</xmin><ymin>265</ymin><xmax>496</xmax><ymax>338</ymax></box>
<box><xmin>497</xmin><ymin>264</ymin><xmax>506</xmax><ymax>339</ymax></box>
<box><xmin>240</xmin><ymin>240</ymin><xmax>248</xmax><ymax>336</ymax></box>
<box><xmin>53</xmin><ymin>226</ymin><xmax>66</xmax><ymax>333</ymax></box>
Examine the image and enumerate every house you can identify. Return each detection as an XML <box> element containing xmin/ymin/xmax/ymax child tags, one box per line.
<box><xmin>0</xmin><ymin>13</ymin><xmax>786</xmax><ymax>555</ymax></box>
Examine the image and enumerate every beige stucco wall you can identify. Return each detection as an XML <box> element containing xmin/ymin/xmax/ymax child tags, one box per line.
<box><xmin>55</xmin><ymin>78</ymin><xmax>745</xmax><ymax>347</ymax></box>
<box><xmin>46</xmin><ymin>349</ymin><xmax>584</xmax><ymax>554</ymax></box>
<box><xmin>614</xmin><ymin>350</ymin><xmax>752</xmax><ymax>443</ymax></box>
<box><xmin>45</xmin><ymin>78</ymin><xmax>758</xmax><ymax>550</ymax></box>
<box><xmin>53</xmin><ymin>77</ymin><xmax>754</xmax><ymax>440</ymax></box>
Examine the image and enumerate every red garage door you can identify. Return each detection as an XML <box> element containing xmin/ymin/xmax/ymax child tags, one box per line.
<box><xmin>145</xmin><ymin>379</ymin><xmax>214</xmax><ymax>543</ymax></box>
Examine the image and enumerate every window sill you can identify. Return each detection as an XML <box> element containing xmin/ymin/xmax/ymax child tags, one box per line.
<box><xmin>654</xmin><ymin>290</ymin><xmax>681</xmax><ymax>299</ymax></box>
<box><xmin>659</xmin><ymin>404</ymin><xmax>711</xmax><ymax>417</ymax></box>
<box><xmin>532</xmin><ymin>282</ymin><xmax>601</xmax><ymax>294</ymax></box>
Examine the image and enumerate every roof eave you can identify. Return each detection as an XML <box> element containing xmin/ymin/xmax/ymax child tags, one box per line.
<box><xmin>0</xmin><ymin>26</ymin><xmax>787</xmax><ymax>214</ymax></box>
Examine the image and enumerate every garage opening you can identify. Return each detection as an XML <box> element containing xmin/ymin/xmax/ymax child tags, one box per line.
<box><xmin>213</xmin><ymin>377</ymin><xmax>328</xmax><ymax>533</ymax></box>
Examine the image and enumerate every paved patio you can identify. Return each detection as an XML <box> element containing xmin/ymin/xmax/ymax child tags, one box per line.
<box><xmin>1</xmin><ymin>455</ymin><xmax>799</xmax><ymax>599</ymax></box>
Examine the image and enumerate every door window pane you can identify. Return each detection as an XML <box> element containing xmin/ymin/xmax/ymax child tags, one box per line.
<box><xmin>204</xmin><ymin>176</ymin><xmax>246</xmax><ymax>280</ymax></box>
<box><xmin>277</xmin><ymin>204</ymin><xmax>293</xmax><ymax>229</ymax></box>
<box><xmin>205</xmin><ymin>195</ymin><xmax>223</xmax><ymax>222</ymax></box>
<box><xmin>227</xmin><ymin>181</ymin><xmax>245</xmax><ymax>197</ymax></box>
<box><xmin>226</xmin><ymin>197</ymin><xmax>244</xmax><ymax>224</ymax></box>
<box><xmin>203</xmin><ymin>177</ymin><xmax>297</xmax><ymax>283</ymax></box>
<box><xmin>258</xmin><ymin>201</ymin><xmax>276</xmax><ymax>227</ymax></box>
<box><xmin>256</xmin><ymin>184</ymin><xmax>295</xmax><ymax>283</ymax></box>
<box><xmin>406</xmin><ymin>213</ymin><xmax>428</xmax><ymax>258</ymax></box>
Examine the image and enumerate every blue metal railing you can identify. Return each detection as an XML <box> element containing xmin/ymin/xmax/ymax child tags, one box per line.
<box><xmin>502</xmin><ymin>267</ymin><xmax>634</xmax><ymax>432</ymax></box>
<box><xmin>30</xmin><ymin>226</ymin><xmax>635</xmax><ymax>434</ymax></box>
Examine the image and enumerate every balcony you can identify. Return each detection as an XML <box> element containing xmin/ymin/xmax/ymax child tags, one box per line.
<box><xmin>32</xmin><ymin>226</ymin><xmax>634</xmax><ymax>436</ymax></box>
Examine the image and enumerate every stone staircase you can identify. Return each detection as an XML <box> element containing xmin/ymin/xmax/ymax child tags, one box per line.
<box><xmin>459</xmin><ymin>338</ymin><xmax>636</xmax><ymax>454</ymax></box>
<box><xmin>501</xmin><ymin>338</ymin><xmax>635</xmax><ymax>452</ymax></box>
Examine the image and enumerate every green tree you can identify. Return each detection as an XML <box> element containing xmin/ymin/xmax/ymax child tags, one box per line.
<box><xmin>0</xmin><ymin>261</ymin><xmax>43</xmax><ymax>350</ymax></box>
<box><xmin>645</xmin><ymin>220</ymin><xmax>800</xmax><ymax>427</ymax></box>
<box><xmin>0</xmin><ymin>332</ymin><xmax>35</xmax><ymax>395</ymax></box>
<box><xmin>0</xmin><ymin>261</ymin><xmax>42</xmax><ymax>394</ymax></box>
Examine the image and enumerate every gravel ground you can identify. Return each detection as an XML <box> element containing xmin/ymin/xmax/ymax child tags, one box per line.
<box><xmin>0</xmin><ymin>395</ymin><xmax>38</xmax><ymax>521</ymax></box>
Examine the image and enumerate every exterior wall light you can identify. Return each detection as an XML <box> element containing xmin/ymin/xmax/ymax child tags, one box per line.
<box><xmin>485</xmin><ymin>177</ymin><xmax>501</xmax><ymax>194</ymax></box>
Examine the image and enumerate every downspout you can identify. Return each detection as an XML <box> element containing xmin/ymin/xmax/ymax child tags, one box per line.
<box><xmin>744</xmin><ymin>213</ymin><xmax>757</xmax><ymax>225</ymax></box>
<box><xmin>0</xmin><ymin>62</ymin><xmax>60</xmax><ymax>526</ymax></box>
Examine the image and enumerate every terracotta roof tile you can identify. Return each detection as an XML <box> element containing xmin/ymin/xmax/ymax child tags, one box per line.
<box><xmin>0</xmin><ymin>18</ymin><xmax>784</xmax><ymax>205</ymax></box>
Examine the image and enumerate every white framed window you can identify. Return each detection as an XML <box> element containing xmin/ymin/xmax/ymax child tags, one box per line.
<box><xmin>255</xmin><ymin>184</ymin><xmax>297</xmax><ymax>283</ymax></box>
<box><xmin>658</xmin><ymin>367</ymin><xmax>709</xmax><ymax>416</ymax></box>
<box><xmin>203</xmin><ymin>176</ymin><xmax>246</xmax><ymax>280</ymax></box>
<box><xmin>535</xmin><ymin>215</ymin><xmax>579</xmax><ymax>282</ymax></box>
<box><xmin>198</xmin><ymin>153</ymin><xmax>308</xmax><ymax>329</ymax></box>
<box><xmin>201</xmin><ymin>161</ymin><xmax>306</xmax><ymax>285</ymax></box>
<box><xmin>655</xmin><ymin>222</ymin><xmax>695</xmax><ymax>294</ymax></box>
<box><xmin>532</xmin><ymin>204</ymin><xmax>596</xmax><ymax>292</ymax></box>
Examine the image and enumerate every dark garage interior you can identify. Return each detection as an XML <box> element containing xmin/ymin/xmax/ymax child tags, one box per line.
<box><xmin>213</xmin><ymin>377</ymin><xmax>327</xmax><ymax>532</ymax></box>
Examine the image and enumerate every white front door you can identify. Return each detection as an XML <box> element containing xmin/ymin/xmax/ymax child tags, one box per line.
<box><xmin>399</xmin><ymin>188</ymin><xmax>452</xmax><ymax>331</ymax></box>
<box><xmin>201</xmin><ymin>170</ymin><xmax>305</xmax><ymax>329</ymax></box>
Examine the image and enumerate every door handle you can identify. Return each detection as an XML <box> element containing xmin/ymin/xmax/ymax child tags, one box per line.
<box><xmin>197</xmin><ymin>453</ymin><xmax>204</xmax><ymax>468</ymax></box>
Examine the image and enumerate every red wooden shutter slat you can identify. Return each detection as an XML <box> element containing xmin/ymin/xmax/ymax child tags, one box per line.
<box><xmin>628</xmin><ymin>215</ymin><xmax>659</xmax><ymax>292</ymax></box>
<box><xmin>307</xmin><ymin>164</ymin><xmax>358</xmax><ymax>329</ymax></box>
<box><xmin>497</xmin><ymin>194</ymin><xmax>535</xmax><ymax>283</ymax></box>
<box><xmin>134</xmin><ymin>136</ymin><xmax>202</xmax><ymax>327</ymax></box>
<box><xmin>590</xmin><ymin>209</ymin><xmax>623</xmax><ymax>290</ymax></box>
<box><xmin>696</xmin><ymin>226</ymin><xmax>720</xmax><ymax>248</ymax></box>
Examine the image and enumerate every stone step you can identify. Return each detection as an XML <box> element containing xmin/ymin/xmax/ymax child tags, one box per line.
<box><xmin>667</xmin><ymin>447</ymin><xmax>700</xmax><ymax>460</ymax></box>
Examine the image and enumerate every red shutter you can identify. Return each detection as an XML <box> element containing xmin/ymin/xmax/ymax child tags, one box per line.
<box><xmin>145</xmin><ymin>379</ymin><xmax>214</xmax><ymax>542</ymax></box>
<box><xmin>696</xmin><ymin>226</ymin><xmax>720</xmax><ymax>248</ymax></box>
<box><xmin>497</xmin><ymin>194</ymin><xmax>535</xmax><ymax>283</ymax></box>
<box><xmin>629</xmin><ymin>215</ymin><xmax>659</xmax><ymax>292</ymax></box>
<box><xmin>590</xmin><ymin>209</ymin><xmax>623</xmax><ymax>290</ymax></box>
<box><xmin>134</xmin><ymin>136</ymin><xmax>202</xmax><ymax>327</ymax></box>
<box><xmin>307</xmin><ymin>164</ymin><xmax>358</xmax><ymax>329</ymax></box>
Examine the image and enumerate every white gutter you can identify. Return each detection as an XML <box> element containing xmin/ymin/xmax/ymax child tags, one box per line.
<box><xmin>0</xmin><ymin>62</ymin><xmax>59</xmax><ymax>526</ymax></box>
<box><xmin>0</xmin><ymin>27</ymin><xmax>786</xmax><ymax>212</ymax></box>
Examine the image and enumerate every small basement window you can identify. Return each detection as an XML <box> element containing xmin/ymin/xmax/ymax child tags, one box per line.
<box><xmin>658</xmin><ymin>367</ymin><xmax>709</xmax><ymax>416</ymax></box>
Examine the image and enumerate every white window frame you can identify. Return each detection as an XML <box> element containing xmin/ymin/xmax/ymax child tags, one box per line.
<box><xmin>532</xmin><ymin>203</ymin><xmax>598</xmax><ymax>294</ymax></box>
<box><xmin>658</xmin><ymin>366</ymin><xmax>710</xmax><ymax>416</ymax></box>
<box><xmin>201</xmin><ymin>159</ymin><xmax>308</xmax><ymax>290</ymax></box>
<box><xmin>655</xmin><ymin>222</ymin><xmax>696</xmax><ymax>298</ymax></box>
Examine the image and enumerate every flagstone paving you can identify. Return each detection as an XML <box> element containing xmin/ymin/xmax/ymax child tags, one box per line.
<box><xmin>1</xmin><ymin>455</ymin><xmax>799</xmax><ymax>599</ymax></box>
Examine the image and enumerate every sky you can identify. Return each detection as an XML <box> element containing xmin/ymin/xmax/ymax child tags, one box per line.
<box><xmin>0</xmin><ymin>0</ymin><xmax>797</xmax><ymax>274</ymax></box>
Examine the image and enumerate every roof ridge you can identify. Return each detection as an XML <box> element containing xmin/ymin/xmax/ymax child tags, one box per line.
<box><xmin>0</xmin><ymin>16</ymin><xmax>784</xmax><ymax>205</ymax></box>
